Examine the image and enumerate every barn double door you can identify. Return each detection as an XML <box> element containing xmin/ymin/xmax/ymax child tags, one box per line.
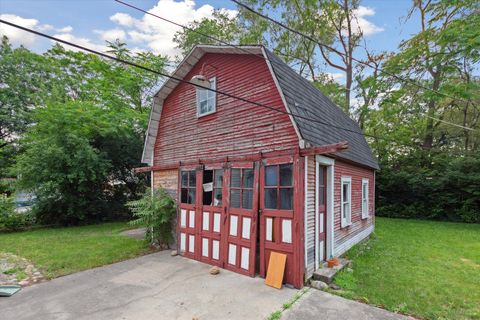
<box><xmin>177</xmin><ymin>163</ymin><xmax>258</xmax><ymax>277</ymax></box>
<box><xmin>177</xmin><ymin>158</ymin><xmax>300</xmax><ymax>285</ymax></box>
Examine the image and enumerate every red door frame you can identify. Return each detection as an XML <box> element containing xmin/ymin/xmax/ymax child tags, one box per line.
<box><xmin>259</xmin><ymin>154</ymin><xmax>304</xmax><ymax>288</ymax></box>
<box><xmin>223</xmin><ymin>161</ymin><xmax>259</xmax><ymax>276</ymax></box>
<box><xmin>177</xmin><ymin>165</ymin><xmax>202</xmax><ymax>260</ymax></box>
<box><xmin>317</xmin><ymin>165</ymin><xmax>327</xmax><ymax>262</ymax></box>
<box><xmin>198</xmin><ymin>164</ymin><xmax>226</xmax><ymax>267</ymax></box>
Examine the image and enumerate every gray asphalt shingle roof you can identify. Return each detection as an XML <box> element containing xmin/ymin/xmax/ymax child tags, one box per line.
<box><xmin>265</xmin><ymin>48</ymin><xmax>379</xmax><ymax>170</ymax></box>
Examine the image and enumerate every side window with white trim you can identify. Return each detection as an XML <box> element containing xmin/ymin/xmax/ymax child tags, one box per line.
<box><xmin>341</xmin><ymin>177</ymin><xmax>351</xmax><ymax>228</ymax></box>
<box><xmin>196</xmin><ymin>77</ymin><xmax>216</xmax><ymax>117</ymax></box>
<box><xmin>362</xmin><ymin>178</ymin><xmax>369</xmax><ymax>219</ymax></box>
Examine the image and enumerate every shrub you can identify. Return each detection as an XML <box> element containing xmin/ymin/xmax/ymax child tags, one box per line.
<box><xmin>0</xmin><ymin>195</ymin><xmax>35</xmax><ymax>231</ymax></box>
<box><xmin>127</xmin><ymin>188</ymin><xmax>176</xmax><ymax>247</ymax></box>
<box><xmin>377</xmin><ymin>152</ymin><xmax>480</xmax><ymax>223</ymax></box>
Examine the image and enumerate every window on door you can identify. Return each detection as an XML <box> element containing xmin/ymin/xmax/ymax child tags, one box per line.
<box><xmin>181</xmin><ymin>170</ymin><xmax>196</xmax><ymax>204</ymax></box>
<box><xmin>362</xmin><ymin>178</ymin><xmax>369</xmax><ymax>219</ymax></box>
<box><xmin>202</xmin><ymin>169</ymin><xmax>224</xmax><ymax>206</ymax></box>
<box><xmin>318</xmin><ymin>166</ymin><xmax>325</xmax><ymax>207</ymax></box>
<box><xmin>264</xmin><ymin>163</ymin><xmax>293</xmax><ymax>210</ymax></box>
<box><xmin>230</xmin><ymin>168</ymin><xmax>254</xmax><ymax>209</ymax></box>
<box><xmin>341</xmin><ymin>176</ymin><xmax>351</xmax><ymax>228</ymax></box>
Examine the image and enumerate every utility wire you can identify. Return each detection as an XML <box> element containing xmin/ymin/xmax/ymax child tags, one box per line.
<box><xmin>1</xmin><ymin>19</ymin><xmax>475</xmax><ymax>151</ymax></box>
<box><xmin>115</xmin><ymin>0</ymin><xmax>477</xmax><ymax>132</ymax></box>
<box><xmin>0</xmin><ymin>19</ymin><xmax>378</xmax><ymax>139</ymax></box>
<box><xmin>232</xmin><ymin>0</ymin><xmax>473</xmax><ymax>105</ymax></box>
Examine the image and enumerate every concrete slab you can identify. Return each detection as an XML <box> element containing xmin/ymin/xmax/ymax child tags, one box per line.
<box><xmin>283</xmin><ymin>290</ymin><xmax>415</xmax><ymax>320</ymax></box>
<box><xmin>0</xmin><ymin>251</ymin><xmax>297</xmax><ymax>320</ymax></box>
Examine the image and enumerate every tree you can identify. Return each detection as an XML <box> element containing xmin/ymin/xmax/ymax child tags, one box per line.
<box><xmin>173</xmin><ymin>10</ymin><xmax>242</xmax><ymax>56</ymax></box>
<box><xmin>7</xmin><ymin>39</ymin><xmax>169</xmax><ymax>224</ymax></box>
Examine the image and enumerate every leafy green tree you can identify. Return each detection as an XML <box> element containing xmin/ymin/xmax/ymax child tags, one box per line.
<box><xmin>173</xmin><ymin>10</ymin><xmax>242</xmax><ymax>56</ymax></box>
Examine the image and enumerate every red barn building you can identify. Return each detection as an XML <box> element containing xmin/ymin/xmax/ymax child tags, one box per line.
<box><xmin>139</xmin><ymin>45</ymin><xmax>379</xmax><ymax>288</ymax></box>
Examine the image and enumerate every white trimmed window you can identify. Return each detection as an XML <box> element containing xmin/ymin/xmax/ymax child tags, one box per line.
<box><xmin>196</xmin><ymin>77</ymin><xmax>216</xmax><ymax>117</ymax></box>
<box><xmin>362</xmin><ymin>178</ymin><xmax>369</xmax><ymax>219</ymax></box>
<box><xmin>341</xmin><ymin>177</ymin><xmax>352</xmax><ymax>228</ymax></box>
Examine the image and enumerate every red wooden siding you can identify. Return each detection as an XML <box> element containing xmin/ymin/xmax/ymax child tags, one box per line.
<box><xmin>153</xmin><ymin>53</ymin><xmax>300</xmax><ymax>166</ymax></box>
<box><xmin>333</xmin><ymin>160</ymin><xmax>375</xmax><ymax>255</ymax></box>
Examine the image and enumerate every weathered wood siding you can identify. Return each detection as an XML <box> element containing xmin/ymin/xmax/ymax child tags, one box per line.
<box><xmin>304</xmin><ymin>156</ymin><xmax>316</xmax><ymax>278</ymax></box>
<box><xmin>153</xmin><ymin>53</ymin><xmax>299</xmax><ymax>166</ymax></box>
<box><xmin>333</xmin><ymin>160</ymin><xmax>375</xmax><ymax>256</ymax></box>
<box><xmin>153</xmin><ymin>169</ymin><xmax>178</xmax><ymax>200</ymax></box>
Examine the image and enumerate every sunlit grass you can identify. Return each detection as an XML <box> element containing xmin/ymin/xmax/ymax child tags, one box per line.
<box><xmin>0</xmin><ymin>222</ymin><xmax>150</xmax><ymax>279</ymax></box>
<box><xmin>334</xmin><ymin>217</ymin><xmax>480</xmax><ymax>320</ymax></box>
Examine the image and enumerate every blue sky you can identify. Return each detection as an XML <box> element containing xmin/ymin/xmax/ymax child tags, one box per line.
<box><xmin>0</xmin><ymin>0</ymin><xmax>420</xmax><ymax>78</ymax></box>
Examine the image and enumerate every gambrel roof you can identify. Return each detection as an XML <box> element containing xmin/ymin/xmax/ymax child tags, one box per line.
<box><xmin>142</xmin><ymin>45</ymin><xmax>379</xmax><ymax>170</ymax></box>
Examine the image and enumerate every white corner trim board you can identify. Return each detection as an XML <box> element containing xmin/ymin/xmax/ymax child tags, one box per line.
<box><xmin>334</xmin><ymin>224</ymin><xmax>374</xmax><ymax>257</ymax></box>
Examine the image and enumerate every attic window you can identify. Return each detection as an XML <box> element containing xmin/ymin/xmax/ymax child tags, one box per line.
<box><xmin>196</xmin><ymin>77</ymin><xmax>216</xmax><ymax>117</ymax></box>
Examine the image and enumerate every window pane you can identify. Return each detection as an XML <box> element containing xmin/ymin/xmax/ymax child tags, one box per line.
<box><xmin>214</xmin><ymin>169</ymin><xmax>223</xmax><ymax>187</ymax></box>
<box><xmin>264</xmin><ymin>188</ymin><xmax>277</xmax><ymax>209</ymax></box>
<box><xmin>318</xmin><ymin>167</ymin><xmax>324</xmax><ymax>186</ymax></box>
<box><xmin>213</xmin><ymin>188</ymin><xmax>222</xmax><ymax>206</ymax></box>
<box><xmin>280</xmin><ymin>188</ymin><xmax>293</xmax><ymax>210</ymax></box>
<box><xmin>243</xmin><ymin>169</ymin><xmax>254</xmax><ymax>188</ymax></box>
<box><xmin>188</xmin><ymin>189</ymin><xmax>196</xmax><ymax>204</ymax></box>
<box><xmin>279</xmin><ymin>164</ymin><xmax>293</xmax><ymax>186</ymax></box>
<box><xmin>181</xmin><ymin>172</ymin><xmax>188</xmax><ymax>187</ymax></box>
<box><xmin>230</xmin><ymin>189</ymin><xmax>241</xmax><ymax>208</ymax></box>
<box><xmin>231</xmin><ymin>169</ymin><xmax>241</xmax><ymax>187</ymax></box>
<box><xmin>265</xmin><ymin>166</ymin><xmax>278</xmax><ymax>186</ymax></box>
<box><xmin>200</xmin><ymin>100</ymin><xmax>208</xmax><ymax>114</ymax></box>
<box><xmin>242</xmin><ymin>189</ymin><xmax>253</xmax><ymax>209</ymax></box>
<box><xmin>343</xmin><ymin>183</ymin><xmax>349</xmax><ymax>202</ymax></box>
<box><xmin>189</xmin><ymin>171</ymin><xmax>196</xmax><ymax>187</ymax></box>
<box><xmin>181</xmin><ymin>188</ymin><xmax>188</xmax><ymax>203</ymax></box>
<box><xmin>318</xmin><ymin>186</ymin><xmax>325</xmax><ymax>205</ymax></box>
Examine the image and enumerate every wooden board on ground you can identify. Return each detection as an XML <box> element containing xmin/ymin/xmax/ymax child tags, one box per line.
<box><xmin>265</xmin><ymin>252</ymin><xmax>287</xmax><ymax>289</ymax></box>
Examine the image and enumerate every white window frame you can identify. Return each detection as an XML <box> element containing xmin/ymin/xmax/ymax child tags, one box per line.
<box><xmin>341</xmin><ymin>176</ymin><xmax>352</xmax><ymax>228</ymax></box>
<box><xmin>362</xmin><ymin>178</ymin><xmax>369</xmax><ymax>219</ymax></box>
<box><xmin>196</xmin><ymin>77</ymin><xmax>216</xmax><ymax>117</ymax></box>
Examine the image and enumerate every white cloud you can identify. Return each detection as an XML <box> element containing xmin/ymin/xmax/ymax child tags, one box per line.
<box><xmin>0</xmin><ymin>14</ymin><xmax>76</xmax><ymax>48</ymax></box>
<box><xmin>94</xmin><ymin>28</ymin><xmax>126</xmax><ymax>42</ymax></box>
<box><xmin>0</xmin><ymin>14</ymin><xmax>40</xmax><ymax>46</ymax></box>
<box><xmin>109</xmin><ymin>0</ymin><xmax>237</xmax><ymax>56</ymax></box>
<box><xmin>352</xmin><ymin>6</ymin><xmax>384</xmax><ymax>36</ymax></box>
<box><xmin>52</xmin><ymin>33</ymin><xmax>107</xmax><ymax>53</ymax></box>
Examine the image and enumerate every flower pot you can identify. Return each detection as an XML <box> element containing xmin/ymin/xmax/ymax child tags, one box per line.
<box><xmin>327</xmin><ymin>257</ymin><xmax>340</xmax><ymax>268</ymax></box>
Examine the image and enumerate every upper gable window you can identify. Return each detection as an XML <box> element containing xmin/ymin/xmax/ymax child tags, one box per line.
<box><xmin>196</xmin><ymin>77</ymin><xmax>216</xmax><ymax>117</ymax></box>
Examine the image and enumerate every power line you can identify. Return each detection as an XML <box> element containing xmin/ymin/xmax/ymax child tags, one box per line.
<box><xmin>232</xmin><ymin>0</ymin><xmax>473</xmax><ymax>106</ymax></box>
<box><xmin>1</xmin><ymin>19</ymin><xmax>475</xmax><ymax>150</ymax></box>
<box><xmin>0</xmin><ymin>19</ymin><xmax>378</xmax><ymax>139</ymax></box>
<box><xmin>115</xmin><ymin>0</ymin><xmax>477</xmax><ymax>133</ymax></box>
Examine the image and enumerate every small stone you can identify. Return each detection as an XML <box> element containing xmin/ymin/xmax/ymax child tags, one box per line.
<box><xmin>310</xmin><ymin>280</ymin><xmax>328</xmax><ymax>290</ymax></box>
<box><xmin>346</xmin><ymin>268</ymin><xmax>353</xmax><ymax>273</ymax></box>
<box><xmin>19</xmin><ymin>280</ymin><xmax>29</xmax><ymax>286</ymax></box>
<box><xmin>170</xmin><ymin>250</ymin><xmax>178</xmax><ymax>256</ymax></box>
<box><xmin>209</xmin><ymin>266</ymin><xmax>220</xmax><ymax>275</ymax></box>
<box><xmin>33</xmin><ymin>272</ymin><xmax>41</xmax><ymax>276</ymax></box>
<box><xmin>329</xmin><ymin>283</ymin><xmax>341</xmax><ymax>290</ymax></box>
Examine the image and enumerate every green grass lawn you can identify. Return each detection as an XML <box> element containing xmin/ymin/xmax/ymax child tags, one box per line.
<box><xmin>334</xmin><ymin>217</ymin><xmax>480</xmax><ymax>320</ymax></box>
<box><xmin>0</xmin><ymin>222</ymin><xmax>150</xmax><ymax>279</ymax></box>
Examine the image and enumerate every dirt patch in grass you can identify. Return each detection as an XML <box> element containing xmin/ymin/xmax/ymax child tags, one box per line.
<box><xmin>0</xmin><ymin>252</ymin><xmax>45</xmax><ymax>286</ymax></box>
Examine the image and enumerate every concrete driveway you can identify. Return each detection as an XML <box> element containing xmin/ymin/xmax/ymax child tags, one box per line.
<box><xmin>283</xmin><ymin>290</ymin><xmax>413</xmax><ymax>320</ymax></box>
<box><xmin>1</xmin><ymin>251</ymin><xmax>297</xmax><ymax>320</ymax></box>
